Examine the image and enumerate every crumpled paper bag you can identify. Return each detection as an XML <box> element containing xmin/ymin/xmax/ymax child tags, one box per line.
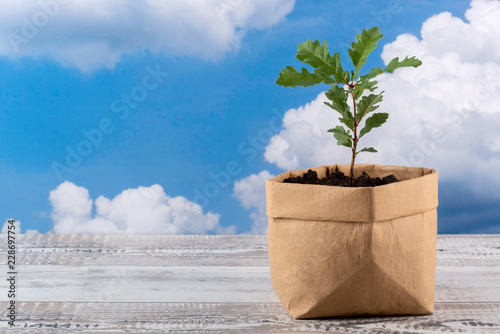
<box><xmin>266</xmin><ymin>164</ymin><xmax>438</xmax><ymax>319</ymax></box>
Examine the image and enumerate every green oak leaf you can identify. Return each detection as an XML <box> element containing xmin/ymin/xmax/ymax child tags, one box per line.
<box><xmin>356</xmin><ymin>93</ymin><xmax>383</xmax><ymax>122</ymax></box>
<box><xmin>357</xmin><ymin>147</ymin><xmax>377</xmax><ymax>154</ymax></box>
<box><xmin>359</xmin><ymin>112</ymin><xmax>388</xmax><ymax>138</ymax></box>
<box><xmin>296</xmin><ymin>40</ymin><xmax>350</xmax><ymax>84</ymax></box>
<box><xmin>324</xmin><ymin>86</ymin><xmax>355</xmax><ymax>131</ymax></box>
<box><xmin>276</xmin><ymin>66</ymin><xmax>334</xmax><ymax>88</ymax></box>
<box><xmin>324</xmin><ymin>85</ymin><xmax>349</xmax><ymax>111</ymax></box>
<box><xmin>354</xmin><ymin>80</ymin><xmax>378</xmax><ymax>99</ymax></box>
<box><xmin>348</xmin><ymin>27</ymin><xmax>383</xmax><ymax>80</ymax></box>
<box><xmin>385</xmin><ymin>56</ymin><xmax>422</xmax><ymax>73</ymax></box>
<box><xmin>355</xmin><ymin>66</ymin><xmax>382</xmax><ymax>98</ymax></box>
<box><xmin>328</xmin><ymin>125</ymin><xmax>352</xmax><ymax>148</ymax></box>
<box><xmin>359</xmin><ymin>67</ymin><xmax>383</xmax><ymax>82</ymax></box>
<box><xmin>324</xmin><ymin>102</ymin><xmax>356</xmax><ymax>132</ymax></box>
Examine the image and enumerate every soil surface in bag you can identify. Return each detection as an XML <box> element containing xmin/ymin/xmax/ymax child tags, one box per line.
<box><xmin>283</xmin><ymin>169</ymin><xmax>399</xmax><ymax>187</ymax></box>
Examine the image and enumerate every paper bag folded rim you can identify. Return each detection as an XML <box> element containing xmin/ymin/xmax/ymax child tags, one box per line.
<box><xmin>266</xmin><ymin>164</ymin><xmax>438</xmax><ymax>222</ymax></box>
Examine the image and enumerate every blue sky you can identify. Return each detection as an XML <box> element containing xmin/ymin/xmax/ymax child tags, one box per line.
<box><xmin>1</xmin><ymin>0</ymin><xmax>499</xmax><ymax>234</ymax></box>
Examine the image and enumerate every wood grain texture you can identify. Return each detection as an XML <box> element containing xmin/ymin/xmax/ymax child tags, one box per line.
<box><xmin>1</xmin><ymin>302</ymin><xmax>499</xmax><ymax>333</ymax></box>
<box><xmin>1</xmin><ymin>265</ymin><xmax>499</xmax><ymax>303</ymax></box>
<box><xmin>0</xmin><ymin>234</ymin><xmax>499</xmax><ymax>333</ymax></box>
<box><xmin>0</xmin><ymin>234</ymin><xmax>270</xmax><ymax>266</ymax></box>
<box><xmin>1</xmin><ymin>234</ymin><xmax>499</xmax><ymax>266</ymax></box>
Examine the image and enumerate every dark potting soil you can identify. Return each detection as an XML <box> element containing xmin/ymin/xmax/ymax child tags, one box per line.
<box><xmin>283</xmin><ymin>169</ymin><xmax>399</xmax><ymax>187</ymax></box>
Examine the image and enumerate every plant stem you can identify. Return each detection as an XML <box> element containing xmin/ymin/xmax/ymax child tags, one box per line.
<box><xmin>349</xmin><ymin>88</ymin><xmax>358</xmax><ymax>186</ymax></box>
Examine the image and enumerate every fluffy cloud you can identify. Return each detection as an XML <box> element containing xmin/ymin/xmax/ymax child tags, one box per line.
<box><xmin>237</xmin><ymin>0</ymin><xmax>500</xmax><ymax>233</ymax></box>
<box><xmin>1</xmin><ymin>219</ymin><xmax>20</xmax><ymax>234</ymax></box>
<box><xmin>264</xmin><ymin>92</ymin><xmax>351</xmax><ymax>170</ymax></box>
<box><xmin>233</xmin><ymin>170</ymin><xmax>273</xmax><ymax>234</ymax></box>
<box><xmin>0</xmin><ymin>0</ymin><xmax>295</xmax><ymax>72</ymax></box>
<box><xmin>1</xmin><ymin>219</ymin><xmax>39</xmax><ymax>234</ymax></box>
<box><xmin>50</xmin><ymin>181</ymin><xmax>235</xmax><ymax>234</ymax></box>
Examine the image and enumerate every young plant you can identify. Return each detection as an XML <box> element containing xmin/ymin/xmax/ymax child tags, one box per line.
<box><xmin>276</xmin><ymin>26</ymin><xmax>422</xmax><ymax>185</ymax></box>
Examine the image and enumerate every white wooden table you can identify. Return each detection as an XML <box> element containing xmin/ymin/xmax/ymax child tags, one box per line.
<box><xmin>1</xmin><ymin>234</ymin><xmax>499</xmax><ymax>333</ymax></box>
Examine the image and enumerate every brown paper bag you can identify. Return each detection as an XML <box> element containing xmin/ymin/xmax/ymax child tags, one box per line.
<box><xmin>266</xmin><ymin>164</ymin><xmax>438</xmax><ymax>319</ymax></box>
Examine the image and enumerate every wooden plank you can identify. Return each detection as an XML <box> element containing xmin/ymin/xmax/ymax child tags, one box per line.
<box><xmin>1</xmin><ymin>265</ymin><xmax>499</xmax><ymax>303</ymax></box>
<box><xmin>0</xmin><ymin>234</ymin><xmax>270</xmax><ymax>266</ymax></box>
<box><xmin>436</xmin><ymin>235</ymin><xmax>500</xmax><ymax>266</ymax></box>
<box><xmin>1</xmin><ymin>301</ymin><xmax>499</xmax><ymax>333</ymax></box>
<box><xmin>1</xmin><ymin>234</ymin><xmax>499</xmax><ymax>266</ymax></box>
<box><xmin>5</xmin><ymin>265</ymin><xmax>276</xmax><ymax>303</ymax></box>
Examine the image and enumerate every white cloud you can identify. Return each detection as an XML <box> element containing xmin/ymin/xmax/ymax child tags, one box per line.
<box><xmin>264</xmin><ymin>92</ymin><xmax>352</xmax><ymax>170</ymax></box>
<box><xmin>49</xmin><ymin>181</ymin><xmax>235</xmax><ymax>234</ymax></box>
<box><xmin>233</xmin><ymin>170</ymin><xmax>273</xmax><ymax>234</ymax></box>
<box><xmin>0</xmin><ymin>0</ymin><xmax>295</xmax><ymax>72</ymax></box>
<box><xmin>0</xmin><ymin>219</ymin><xmax>38</xmax><ymax>234</ymax></box>
<box><xmin>390</xmin><ymin>0</ymin><xmax>500</xmax><ymax>64</ymax></box>
<box><xmin>238</xmin><ymin>0</ymin><xmax>500</xmax><ymax>233</ymax></box>
<box><xmin>1</xmin><ymin>219</ymin><xmax>20</xmax><ymax>234</ymax></box>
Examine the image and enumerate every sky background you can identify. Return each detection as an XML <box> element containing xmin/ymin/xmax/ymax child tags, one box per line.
<box><xmin>1</xmin><ymin>0</ymin><xmax>499</xmax><ymax>234</ymax></box>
